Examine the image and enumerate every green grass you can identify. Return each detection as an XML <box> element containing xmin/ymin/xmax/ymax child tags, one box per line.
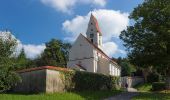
<box><xmin>133</xmin><ymin>83</ymin><xmax>170</xmax><ymax>100</ymax></box>
<box><xmin>132</xmin><ymin>91</ymin><xmax>170</xmax><ymax>100</ymax></box>
<box><xmin>134</xmin><ymin>83</ymin><xmax>152</xmax><ymax>92</ymax></box>
<box><xmin>0</xmin><ymin>90</ymin><xmax>121</xmax><ymax>100</ymax></box>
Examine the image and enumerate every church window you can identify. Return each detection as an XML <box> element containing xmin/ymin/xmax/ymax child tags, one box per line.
<box><xmin>91</xmin><ymin>29</ymin><xmax>93</xmax><ymax>31</ymax></box>
<box><xmin>91</xmin><ymin>39</ymin><xmax>93</xmax><ymax>43</ymax></box>
<box><xmin>91</xmin><ymin>23</ymin><xmax>93</xmax><ymax>25</ymax></box>
<box><xmin>90</xmin><ymin>34</ymin><xmax>94</xmax><ymax>38</ymax></box>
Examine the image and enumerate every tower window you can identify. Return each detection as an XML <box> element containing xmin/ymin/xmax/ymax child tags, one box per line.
<box><xmin>91</xmin><ymin>29</ymin><xmax>93</xmax><ymax>31</ymax></box>
<box><xmin>90</xmin><ymin>34</ymin><xmax>94</xmax><ymax>38</ymax></box>
<box><xmin>91</xmin><ymin>23</ymin><xmax>93</xmax><ymax>25</ymax></box>
<box><xmin>91</xmin><ymin>39</ymin><xmax>93</xmax><ymax>43</ymax></box>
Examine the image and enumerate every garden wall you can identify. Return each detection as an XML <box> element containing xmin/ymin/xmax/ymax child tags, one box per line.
<box><xmin>121</xmin><ymin>76</ymin><xmax>144</xmax><ymax>88</ymax></box>
<box><xmin>13</xmin><ymin>66</ymin><xmax>66</xmax><ymax>93</ymax></box>
<box><xmin>13</xmin><ymin>66</ymin><xmax>120</xmax><ymax>93</ymax></box>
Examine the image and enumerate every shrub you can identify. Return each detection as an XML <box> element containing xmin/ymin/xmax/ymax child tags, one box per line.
<box><xmin>60</xmin><ymin>70</ymin><xmax>120</xmax><ymax>91</ymax></box>
<box><xmin>0</xmin><ymin>71</ymin><xmax>21</xmax><ymax>92</ymax></box>
<box><xmin>152</xmin><ymin>82</ymin><xmax>166</xmax><ymax>91</ymax></box>
<box><xmin>147</xmin><ymin>72</ymin><xmax>161</xmax><ymax>83</ymax></box>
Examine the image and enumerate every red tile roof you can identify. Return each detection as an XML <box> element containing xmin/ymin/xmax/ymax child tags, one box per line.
<box><xmin>17</xmin><ymin>66</ymin><xmax>72</xmax><ymax>73</ymax></box>
<box><xmin>91</xmin><ymin>14</ymin><xmax>102</xmax><ymax>36</ymax></box>
<box><xmin>80</xmin><ymin>34</ymin><xmax>119</xmax><ymax>67</ymax></box>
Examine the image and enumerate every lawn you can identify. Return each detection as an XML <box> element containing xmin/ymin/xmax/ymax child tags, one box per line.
<box><xmin>133</xmin><ymin>83</ymin><xmax>170</xmax><ymax>100</ymax></box>
<box><xmin>132</xmin><ymin>91</ymin><xmax>170</xmax><ymax>100</ymax></box>
<box><xmin>0</xmin><ymin>90</ymin><xmax>121</xmax><ymax>100</ymax></box>
<box><xmin>134</xmin><ymin>83</ymin><xmax>152</xmax><ymax>92</ymax></box>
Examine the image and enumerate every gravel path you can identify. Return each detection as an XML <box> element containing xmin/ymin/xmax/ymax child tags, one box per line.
<box><xmin>104</xmin><ymin>88</ymin><xmax>139</xmax><ymax>100</ymax></box>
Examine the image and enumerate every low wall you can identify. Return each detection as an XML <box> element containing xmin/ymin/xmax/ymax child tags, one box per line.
<box><xmin>13</xmin><ymin>66</ymin><xmax>66</xmax><ymax>93</ymax></box>
<box><xmin>121</xmin><ymin>76</ymin><xmax>144</xmax><ymax>88</ymax></box>
<box><xmin>13</xmin><ymin>66</ymin><xmax>120</xmax><ymax>93</ymax></box>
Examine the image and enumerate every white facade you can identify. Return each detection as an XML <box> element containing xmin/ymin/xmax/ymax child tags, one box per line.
<box><xmin>67</xmin><ymin>14</ymin><xmax>121</xmax><ymax>76</ymax></box>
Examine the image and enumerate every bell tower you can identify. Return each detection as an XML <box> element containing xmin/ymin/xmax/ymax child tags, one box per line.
<box><xmin>86</xmin><ymin>14</ymin><xmax>102</xmax><ymax>49</ymax></box>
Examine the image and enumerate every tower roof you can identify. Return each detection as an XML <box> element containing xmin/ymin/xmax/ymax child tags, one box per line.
<box><xmin>90</xmin><ymin>14</ymin><xmax>102</xmax><ymax>36</ymax></box>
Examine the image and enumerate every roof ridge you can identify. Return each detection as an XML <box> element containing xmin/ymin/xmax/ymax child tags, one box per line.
<box><xmin>80</xmin><ymin>34</ymin><xmax>119</xmax><ymax>67</ymax></box>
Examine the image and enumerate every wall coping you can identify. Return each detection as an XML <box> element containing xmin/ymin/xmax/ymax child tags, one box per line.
<box><xmin>17</xmin><ymin>66</ymin><xmax>72</xmax><ymax>73</ymax></box>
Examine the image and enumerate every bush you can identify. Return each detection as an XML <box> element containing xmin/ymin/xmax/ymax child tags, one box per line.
<box><xmin>147</xmin><ymin>72</ymin><xmax>161</xmax><ymax>83</ymax></box>
<box><xmin>152</xmin><ymin>82</ymin><xmax>166</xmax><ymax>91</ymax></box>
<box><xmin>0</xmin><ymin>71</ymin><xmax>21</xmax><ymax>92</ymax></box>
<box><xmin>60</xmin><ymin>70</ymin><xmax>120</xmax><ymax>91</ymax></box>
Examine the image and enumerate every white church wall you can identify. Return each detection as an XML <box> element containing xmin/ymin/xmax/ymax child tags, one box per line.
<box><xmin>97</xmin><ymin>57</ymin><xmax>110</xmax><ymax>74</ymax></box>
<box><xmin>67</xmin><ymin>34</ymin><xmax>95</xmax><ymax>72</ymax></box>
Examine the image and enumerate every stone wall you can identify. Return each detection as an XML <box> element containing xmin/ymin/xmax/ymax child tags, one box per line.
<box><xmin>121</xmin><ymin>76</ymin><xmax>144</xmax><ymax>88</ymax></box>
<box><xmin>13</xmin><ymin>66</ymin><xmax>66</xmax><ymax>93</ymax></box>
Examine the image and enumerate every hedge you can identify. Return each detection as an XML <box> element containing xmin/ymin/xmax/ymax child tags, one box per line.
<box><xmin>60</xmin><ymin>70</ymin><xmax>120</xmax><ymax>91</ymax></box>
<box><xmin>147</xmin><ymin>72</ymin><xmax>161</xmax><ymax>83</ymax></box>
<box><xmin>152</xmin><ymin>82</ymin><xmax>166</xmax><ymax>91</ymax></box>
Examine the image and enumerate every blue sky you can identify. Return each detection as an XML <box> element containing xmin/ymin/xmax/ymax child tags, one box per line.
<box><xmin>0</xmin><ymin>0</ymin><xmax>143</xmax><ymax>58</ymax></box>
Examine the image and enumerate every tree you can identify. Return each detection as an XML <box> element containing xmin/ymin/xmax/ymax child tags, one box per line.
<box><xmin>37</xmin><ymin>39</ymin><xmax>71</xmax><ymax>67</ymax></box>
<box><xmin>120</xmin><ymin>0</ymin><xmax>170</xmax><ymax>88</ymax></box>
<box><xmin>16</xmin><ymin>48</ymin><xmax>28</xmax><ymax>69</ymax></box>
<box><xmin>117</xmin><ymin>57</ymin><xmax>136</xmax><ymax>76</ymax></box>
<box><xmin>0</xmin><ymin>31</ymin><xmax>21</xmax><ymax>92</ymax></box>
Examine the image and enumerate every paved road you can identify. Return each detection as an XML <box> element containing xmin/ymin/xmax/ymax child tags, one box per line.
<box><xmin>104</xmin><ymin>88</ymin><xmax>139</xmax><ymax>100</ymax></box>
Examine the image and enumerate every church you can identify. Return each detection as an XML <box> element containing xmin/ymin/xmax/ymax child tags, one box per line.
<box><xmin>67</xmin><ymin>14</ymin><xmax>121</xmax><ymax>76</ymax></box>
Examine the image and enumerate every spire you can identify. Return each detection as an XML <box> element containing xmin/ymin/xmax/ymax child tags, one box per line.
<box><xmin>89</xmin><ymin>14</ymin><xmax>102</xmax><ymax>36</ymax></box>
<box><xmin>86</xmin><ymin>13</ymin><xmax>103</xmax><ymax>49</ymax></box>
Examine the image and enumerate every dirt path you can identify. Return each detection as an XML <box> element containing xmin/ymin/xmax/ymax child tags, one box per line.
<box><xmin>104</xmin><ymin>88</ymin><xmax>139</xmax><ymax>100</ymax></box>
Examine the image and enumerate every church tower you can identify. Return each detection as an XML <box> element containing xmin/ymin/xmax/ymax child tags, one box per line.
<box><xmin>86</xmin><ymin>14</ymin><xmax>102</xmax><ymax>49</ymax></box>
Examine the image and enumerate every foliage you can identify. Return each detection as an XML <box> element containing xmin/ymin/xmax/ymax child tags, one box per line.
<box><xmin>60</xmin><ymin>70</ymin><xmax>120</xmax><ymax>91</ymax></box>
<box><xmin>147</xmin><ymin>72</ymin><xmax>161</xmax><ymax>83</ymax></box>
<box><xmin>37</xmin><ymin>39</ymin><xmax>71</xmax><ymax>67</ymax></box>
<box><xmin>117</xmin><ymin>57</ymin><xmax>136</xmax><ymax>76</ymax></box>
<box><xmin>134</xmin><ymin>83</ymin><xmax>152</xmax><ymax>92</ymax></box>
<box><xmin>15</xmin><ymin>48</ymin><xmax>28</xmax><ymax>70</ymax></box>
<box><xmin>119</xmin><ymin>0</ymin><xmax>170</xmax><ymax>76</ymax></box>
<box><xmin>0</xmin><ymin>90</ymin><xmax>121</xmax><ymax>100</ymax></box>
<box><xmin>132</xmin><ymin>91</ymin><xmax>170</xmax><ymax>100</ymax></box>
<box><xmin>134</xmin><ymin>69</ymin><xmax>143</xmax><ymax>76</ymax></box>
<box><xmin>0</xmin><ymin>32</ymin><xmax>21</xmax><ymax>92</ymax></box>
<box><xmin>152</xmin><ymin>82</ymin><xmax>166</xmax><ymax>91</ymax></box>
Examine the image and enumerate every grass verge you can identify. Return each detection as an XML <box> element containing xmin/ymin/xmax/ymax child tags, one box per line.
<box><xmin>134</xmin><ymin>83</ymin><xmax>152</xmax><ymax>92</ymax></box>
<box><xmin>0</xmin><ymin>90</ymin><xmax>121</xmax><ymax>100</ymax></box>
<box><xmin>132</xmin><ymin>90</ymin><xmax>170</xmax><ymax>100</ymax></box>
<box><xmin>133</xmin><ymin>83</ymin><xmax>170</xmax><ymax>100</ymax></box>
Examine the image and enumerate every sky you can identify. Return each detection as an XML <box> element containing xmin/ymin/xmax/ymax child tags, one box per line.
<box><xmin>0</xmin><ymin>0</ymin><xmax>144</xmax><ymax>59</ymax></box>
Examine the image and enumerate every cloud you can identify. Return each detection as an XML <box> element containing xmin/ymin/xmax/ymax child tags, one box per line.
<box><xmin>22</xmin><ymin>44</ymin><xmax>46</xmax><ymax>59</ymax></box>
<box><xmin>62</xmin><ymin>9</ymin><xmax>129</xmax><ymax>57</ymax></box>
<box><xmin>40</xmin><ymin>0</ymin><xmax>106</xmax><ymax>13</ymax></box>
<box><xmin>103</xmin><ymin>42</ymin><xmax>118</xmax><ymax>57</ymax></box>
<box><xmin>0</xmin><ymin>31</ymin><xmax>46</xmax><ymax>59</ymax></box>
